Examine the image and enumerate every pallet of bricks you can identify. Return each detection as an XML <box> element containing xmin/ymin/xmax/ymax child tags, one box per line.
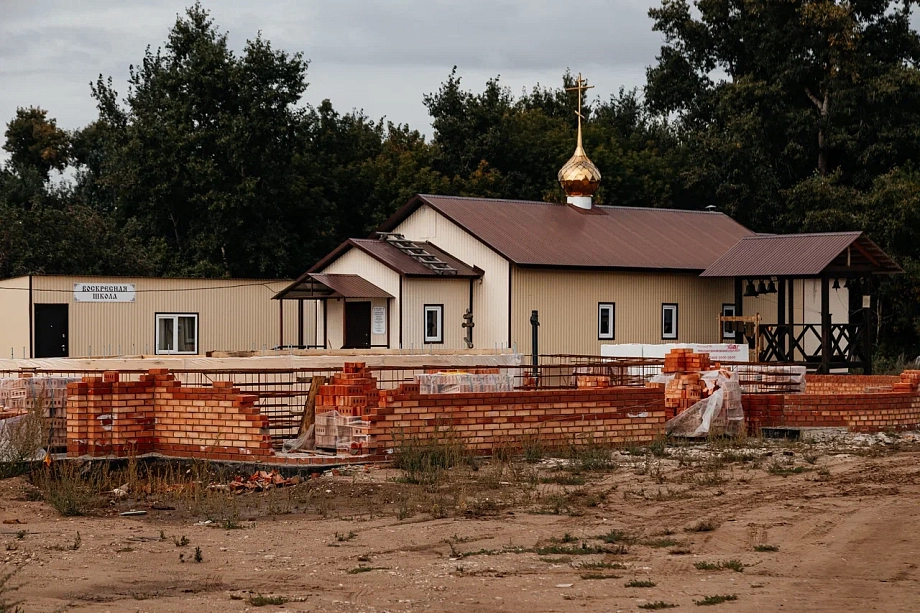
<box><xmin>660</xmin><ymin>349</ymin><xmax>714</xmax><ymax>419</ymax></box>
<box><xmin>416</xmin><ymin>368</ymin><xmax>513</xmax><ymax>394</ymax></box>
<box><xmin>0</xmin><ymin>375</ymin><xmax>78</xmax><ymax>450</ymax></box>
<box><xmin>314</xmin><ymin>362</ymin><xmax>373</xmax><ymax>454</ymax></box>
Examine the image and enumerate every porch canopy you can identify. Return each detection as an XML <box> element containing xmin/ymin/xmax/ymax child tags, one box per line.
<box><xmin>271</xmin><ymin>273</ymin><xmax>393</xmax><ymax>349</ymax></box>
<box><xmin>701</xmin><ymin>232</ymin><xmax>902</xmax><ymax>373</ymax></box>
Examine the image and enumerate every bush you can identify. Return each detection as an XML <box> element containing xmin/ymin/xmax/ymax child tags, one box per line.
<box><xmin>0</xmin><ymin>397</ymin><xmax>47</xmax><ymax>480</ymax></box>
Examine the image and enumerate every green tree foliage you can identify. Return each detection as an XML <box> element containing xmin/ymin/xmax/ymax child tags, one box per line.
<box><xmin>2</xmin><ymin>107</ymin><xmax>70</xmax><ymax>177</ymax></box>
<box><xmin>646</xmin><ymin>0</ymin><xmax>920</xmax><ymax>356</ymax></box>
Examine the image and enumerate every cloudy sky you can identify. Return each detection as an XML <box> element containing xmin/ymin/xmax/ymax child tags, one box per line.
<box><xmin>0</xmin><ymin>0</ymin><xmax>665</xmax><ymax>159</ymax></box>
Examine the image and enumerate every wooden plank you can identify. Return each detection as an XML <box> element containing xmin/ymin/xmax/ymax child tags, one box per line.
<box><xmin>298</xmin><ymin>375</ymin><xmax>325</xmax><ymax>436</ymax></box>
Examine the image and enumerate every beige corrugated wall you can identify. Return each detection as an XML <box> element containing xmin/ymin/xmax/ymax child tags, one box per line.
<box><xmin>29</xmin><ymin>276</ymin><xmax>299</xmax><ymax>357</ymax></box>
<box><xmin>396</xmin><ymin>205</ymin><xmax>511</xmax><ymax>348</ymax></box>
<box><xmin>0</xmin><ymin>277</ymin><xmax>31</xmax><ymax>359</ymax></box>
<box><xmin>512</xmin><ymin>268</ymin><xmax>735</xmax><ymax>355</ymax></box>
<box><xmin>402</xmin><ymin>278</ymin><xmax>471</xmax><ymax>349</ymax></box>
<box><xmin>320</xmin><ymin>248</ymin><xmax>400</xmax><ymax>348</ymax></box>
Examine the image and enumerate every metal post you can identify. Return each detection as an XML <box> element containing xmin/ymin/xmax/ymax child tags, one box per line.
<box><xmin>279</xmin><ymin>299</ymin><xmax>284</xmax><ymax>350</ymax></box>
<box><xmin>297</xmin><ymin>298</ymin><xmax>304</xmax><ymax>349</ymax></box>
<box><xmin>788</xmin><ymin>278</ymin><xmax>795</xmax><ymax>361</ymax></box>
<box><xmin>821</xmin><ymin>276</ymin><xmax>831</xmax><ymax>374</ymax></box>
<box><xmin>530</xmin><ymin>310</ymin><xmax>539</xmax><ymax>381</ymax></box>
<box><xmin>864</xmin><ymin>278</ymin><xmax>874</xmax><ymax>375</ymax></box>
<box><xmin>777</xmin><ymin>278</ymin><xmax>786</xmax><ymax>361</ymax></box>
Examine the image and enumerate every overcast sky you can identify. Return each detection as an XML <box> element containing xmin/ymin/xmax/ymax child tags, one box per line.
<box><xmin>0</xmin><ymin>0</ymin><xmax>664</xmax><ymax>161</ymax></box>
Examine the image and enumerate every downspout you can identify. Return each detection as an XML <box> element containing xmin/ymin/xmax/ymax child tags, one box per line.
<box><xmin>398</xmin><ymin>277</ymin><xmax>403</xmax><ymax>349</ymax></box>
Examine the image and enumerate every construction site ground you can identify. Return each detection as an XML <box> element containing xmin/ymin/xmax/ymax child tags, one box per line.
<box><xmin>4</xmin><ymin>432</ymin><xmax>920</xmax><ymax>613</ymax></box>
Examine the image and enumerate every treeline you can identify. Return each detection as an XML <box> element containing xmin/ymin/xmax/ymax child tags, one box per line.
<box><xmin>3</xmin><ymin>2</ymin><xmax>920</xmax><ymax>358</ymax></box>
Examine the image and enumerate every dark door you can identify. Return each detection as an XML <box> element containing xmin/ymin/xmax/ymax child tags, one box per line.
<box><xmin>35</xmin><ymin>304</ymin><xmax>69</xmax><ymax>358</ymax></box>
<box><xmin>344</xmin><ymin>301</ymin><xmax>371</xmax><ymax>349</ymax></box>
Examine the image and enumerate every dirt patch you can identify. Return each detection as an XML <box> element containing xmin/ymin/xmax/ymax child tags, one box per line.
<box><xmin>6</xmin><ymin>433</ymin><xmax>920</xmax><ymax>612</ymax></box>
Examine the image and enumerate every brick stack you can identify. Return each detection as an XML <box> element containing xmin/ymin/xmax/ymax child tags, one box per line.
<box><xmin>316</xmin><ymin>362</ymin><xmax>379</xmax><ymax>418</ymax></box>
<box><xmin>0</xmin><ymin>375</ymin><xmax>77</xmax><ymax>449</ymax></box>
<box><xmin>660</xmin><ymin>349</ymin><xmax>714</xmax><ymax>419</ymax></box>
<box><xmin>663</xmin><ymin>348</ymin><xmax>711</xmax><ymax>373</ymax></box>
<box><xmin>576</xmin><ymin>375</ymin><xmax>611</xmax><ymax>388</ymax></box>
<box><xmin>66</xmin><ymin>375</ymin><xmax>155</xmax><ymax>457</ymax></box>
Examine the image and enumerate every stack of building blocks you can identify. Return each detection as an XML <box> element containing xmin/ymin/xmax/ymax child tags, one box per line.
<box><xmin>576</xmin><ymin>375</ymin><xmax>611</xmax><ymax>388</ymax></box>
<box><xmin>662</xmin><ymin>348</ymin><xmax>711</xmax><ymax>373</ymax></box>
<box><xmin>0</xmin><ymin>374</ymin><xmax>78</xmax><ymax>450</ymax></box>
<box><xmin>316</xmin><ymin>362</ymin><xmax>379</xmax><ymax>418</ymax></box>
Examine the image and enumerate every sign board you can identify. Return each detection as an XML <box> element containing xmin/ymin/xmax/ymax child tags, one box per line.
<box><xmin>372</xmin><ymin>306</ymin><xmax>386</xmax><ymax>335</ymax></box>
<box><xmin>862</xmin><ymin>295</ymin><xmax>871</xmax><ymax>309</ymax></box>
<box><xmin>73</xmin><ymin>283</ymin><xmax>136</xmax><ymax>303</ymax></box>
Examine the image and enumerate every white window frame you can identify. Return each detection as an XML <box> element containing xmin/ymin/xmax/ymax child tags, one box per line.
<box><xmin>598</xmin><ymin>303</ymin><xmax>615</xmax><ymax>340</ymax></box>
<box><xmin>423</xmin><ymin>304</ymin><xmax>443</xmax><ymax>344</ymax></box>
<box><xmin>722</xmin><ymin>303</ymin><xmax>736</xmax><ymax>339</ymax></box>
<box><xmin>661</xmin><ymin>303</ymin><xmax>678</xmax><ymax>340</ymax></box>
<box><xmin>155</xmin><ymin>313</ymin><xmax>199</xmax><ymax>355</ymax></box>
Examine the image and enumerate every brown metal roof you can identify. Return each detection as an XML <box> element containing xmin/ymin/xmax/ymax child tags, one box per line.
<box><xmin>700</xmin><ymin>232</ymin><xmax>903</xmax><ymax>277</ymax></box>
<box><xmin>310</xmin><ymin>238</ymin><xmax>482</xmax><ymax>278</ymax></box>
<box><xmin>379</xmin><ymin>195</ymin><xmax>755</xmax><ymax>270</ymax></box>
<box><xmin>272</xmin><ymin>273</ymin><xmax>393</xmax><ymax>300</ymax></box>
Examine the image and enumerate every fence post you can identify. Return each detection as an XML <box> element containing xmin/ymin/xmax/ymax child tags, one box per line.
<box><xmin>530</xmin><ymin>310</ymin><xmax>539</xmax><ymax>381</ymax></box>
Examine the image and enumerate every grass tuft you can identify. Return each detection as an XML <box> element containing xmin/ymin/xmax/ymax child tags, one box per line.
<box><xmin>685</xmin><ymin>520</ymin><xmax>717</xmax><ymax>533</ymax></box>
<box><xmin>249</xmin><ymin>594</ymin><xmax>287</xmax><ymax>606</ymax></box>
<box><xmin>625</xmin><ymin>579</ymin><xmax>656</xmax><ymax>588</ymax></box>
<box><xmin>694</xmin><ymin>594</ymin><xmax>738</xmax><ymax>606</ymax></box>
<box><xmin>753</xmin><ymin>544</ymin><xmax>778</xmax><ymax>552</ymax></box>
<box><xmin>639</xmin><ymin>603</ymin><xmax>679</xmax><ymax>610</ymax></box>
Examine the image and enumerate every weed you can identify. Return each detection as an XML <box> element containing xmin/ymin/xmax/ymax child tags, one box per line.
<box><xmin>347</xmin><ymin>565</ymin><xmax>383</xmax><ymax>574</ymax></box>
<box><xmin>753</xmin><ymin>544</ymin><xmax>778</xmax><ymax>552</ymax></box>
<box><xmin>578</xmin><ymin>561</ymin><xmax>625</xmax><ymax>570</ymax></box>
<box><xmin>539</xmin><ymin>474</ymin><xmax>587</xmax><ymax>486</ymax></box>
<box><xmin>814</xmin><ymin>466</ymin><xmax>831</xmax><ymax>481</ymax></box>
<box><xmin>13</xmin><ymin>532</ymin><xmax>25</xmax><ymax>541</ymax></box>
<box><xmin>568</xmin><ymin>436</ymin><xmax>616</xmax><ymax>472</ymax></box>
<box><xmin>669</xmin><ymin>548</ymin><xmax>693</xmax><ymax>555</ymax></box>
<box><xmin>539</xmin><ymin>556</ymin><xmax>572</xmax><ymax>564</ymax></box>
<box><xmin>596</xmin><ymin>529</ymin><xmax>632</xmax><ymax>544</ymax></box>
<box><xmin>803</xmin><ymin>453</ymin><xmax>819</xmax><ymax>464</ymax></box>
<box><xmin>625</xmin><ymin>579</ymin><xmax>656</xmax><ymax>588</ymax></box>
<box><xmin>194</xmin><ymin>546</ymin><xmax>203</xmax><ymax>563</ymax></box>
<box><xmin>694</xmin><ymin>594</ymin><xmax>738</xmax><ymax>606</ymax></box>
<box><xmin>521</xmin><ymin>434</ymin><xmax>546</xmax><ymax>463</ymax></box>
<box><xmin>649</xmin><ymin>436</ymin><xmax>669</xmax><ymax>457</ymax></box>
<box><xmin>0</xmin><ymin>567</ymin><xmax>24</xmax><ymax>613</ymax></box>
<box><xmin>174</xmin><ymin>535</ymin><xmax>190</xmax><ymax>547</ymax></box>
<box><xmin>335</xmin><ymin>531</ymin><xmax>357</xmax><ymax>542</ymax></box>
<box><xmin>639</xmin><ymin>603</ymin><xmax>679</xmax><ymax>610</ymax></box>
<box><xmin>766</xmin><ymin>460</ymin><xmax>809</xmax><ymax>477</ymax></box>
<box><xmin>550</xmin><ymin>533</ymin><xmax>578</xmax><ymax>544</ymax></box>
<box><xmin>694</xmin><ymin>561</ymin><xmax>720</xmax><ymax>571</ymax></box>
<box><xmin>644</xmin><ymin>538</ymin><xmax>679</xmax><ymax>548</ymax></box>
<box><xmin>116</xmin><ymin>546</ymin><xmax>134</xmax><ymax>553</ymax></box>
<box><xmin>686</xmin><ymin>520</ymin><xmax>717</xmax><ymax>533</ymax></box>
<box><xmin>392</xmin><ymin>426</ymin><xmax>466</xmax><ymax>486</ymax></box>
<box><xmin>0</xmin><ymin>393</ymin><xmax>45</xmax><ymax>480</ymax></box>
<box><xmin>721</xmin><ymin>559</ymin><xmax>744</xmax><ymax>572</ymax></box>
<box><xmin>580</xmin><ymin>572</ymin><xmax>621</xmax><ymax>580</ymax></box>
<box><xmin>31</xmin><ymin>463</ymin><xmax>101</xmax><ymax>516</ymax></box>
<box><xmin>249</xmin><ymin>594</ymin><xmax>287</xmax><ymax>606</ymax></box>
<box><xmin>71</xmin><ymin>532</ymin><xmax>81</xmax><ymax>551</ymax></box>
<box><xmin>535</xmin><ymin>542</ymin><xmax>612</xmax><ymax>556</ymax></box>
<box><xmin>159</xmin><ymin>530</ymin><xmax>166</xmax><ymax>541</ymax></box>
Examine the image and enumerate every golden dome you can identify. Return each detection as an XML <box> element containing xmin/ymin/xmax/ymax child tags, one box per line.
<box><xmin>558</xmin><ymin>143</ymin><xmax>602</xmax><ymax>197</ymax></box>
<box><xmin>558</xmin><ymin>73</ymin><xmax>601</xmax><ymax>198</ymax></box>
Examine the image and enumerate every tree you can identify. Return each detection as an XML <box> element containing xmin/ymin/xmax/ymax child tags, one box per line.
<box><xmin>2</xmin><ymin>107</ymin><xmax>70</xmax><ymax>179</ymax></box>
<box><xmin>86</xmin><ymin>3</ymin><xmax>320</xmax><ymax>278</ymax></box>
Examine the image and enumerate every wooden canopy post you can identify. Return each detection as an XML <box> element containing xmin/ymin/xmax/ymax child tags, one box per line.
<box><xmin>279</xmin><ymin>299</ymin><xmax>284</xmax><ymax>350</ymax></box>
<box><xmin>788</xmin><ymin>278</ymin><xmax>795</xmax><ymax>361</ymax></box>
<box><xmin>297</xmin><ymin>298</ymin><xmax>304</xmax><ymax>349</ymax></box>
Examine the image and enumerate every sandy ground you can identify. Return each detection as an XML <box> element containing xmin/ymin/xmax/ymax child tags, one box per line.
<box><xmin>4</xmin><ymin>433</ymin><xmax>920</xmax><ymax>613</ymax></box>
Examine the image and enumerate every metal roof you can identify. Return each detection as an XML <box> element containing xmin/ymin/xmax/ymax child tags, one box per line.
<box><xmin>700</xmin><ymin>232</ymin><xmax>903</xmax><ymax>277</ymax></box>
<box><xmin>310</xmin><ymin>238</ymin><xmax>482</xmax><ymax>278</ymax></box>
<box><xmin>378</xmin><ymin>195</ymin><xmax>755</xmax><ymax>270</ymax></box>
<box><xmin>272</xmin><ymin>273</ymin><xmax>393</xmax><ymax>301</ymax></box>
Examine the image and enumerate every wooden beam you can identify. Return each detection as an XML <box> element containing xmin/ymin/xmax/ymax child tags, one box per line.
<box><xmin>298</xmin><ymin>375</ymin><xmax>325</xmax><ymax>436</ymax></box>
<box><xmin>820</xmin><ymin>276</ymin><xmax>831</xmax><ymax>374</ymax></box>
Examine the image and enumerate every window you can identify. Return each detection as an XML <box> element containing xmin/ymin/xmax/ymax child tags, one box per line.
<box><xmin>423</xmin><ymin>304</ymin><xmax>443</xmax><ymax>344</ymax></box>
<box><xmin>661</xmin><ymin>303</ymin><xmax>678</xmax><ymax>340</ymax></box>
<box><xmin>721</xmin><ymin>304</ymin><xmax>736</xmax><ymax>339</ymax></box>
<box><xmin>598</xmin><ymin>303</ymin><xmax>615</xmax><ymax>340</ymax></box>
<box><xmin>156</xmin><ymin>313</ymin><xmax>198</xmax><ymax>354</ymax></box>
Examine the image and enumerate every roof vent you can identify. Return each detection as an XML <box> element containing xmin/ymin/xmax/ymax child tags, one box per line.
<box><xmin>705</xmin><ymin>205</ymin><xmax>718</xmax><ymax>212</ymax></box>
<box><xmin>376</xmin><ymin>233</ymin><xmax>457</xmax><ymax>275</ymax></box>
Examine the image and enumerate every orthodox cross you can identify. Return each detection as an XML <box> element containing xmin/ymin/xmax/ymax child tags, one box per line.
<box><xmin>565</xmin><ymin>73</ymin><xmax>593</xmax><ymax>146</ymax></box>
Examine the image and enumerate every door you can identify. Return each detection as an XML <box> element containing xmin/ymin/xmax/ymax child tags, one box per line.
<box><xmin>344</xmin><ymin>301</ymin><xmax>371</xmax><ymax>349</ymax></box>
<box><xmin>34</xmin><ymin>304</ymin><xmax>69</xmax><ymax>358</ymax></box>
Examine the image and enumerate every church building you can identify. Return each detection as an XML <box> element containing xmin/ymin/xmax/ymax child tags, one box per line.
<box><xmin>275</xmin><ymin>76</ymin><xmax>899</xmax><ymax>370</ymax></box>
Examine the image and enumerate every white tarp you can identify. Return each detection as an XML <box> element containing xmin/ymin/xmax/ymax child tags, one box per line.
<box><xmin>664</xmin><ymin>370</ymin><xmax>745</xmax><ymax>438</ymax></box>
<box><xmin>601</xmin><ymin>343</ymin><xmax>749</xmax><ymax>362</ymax></box>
